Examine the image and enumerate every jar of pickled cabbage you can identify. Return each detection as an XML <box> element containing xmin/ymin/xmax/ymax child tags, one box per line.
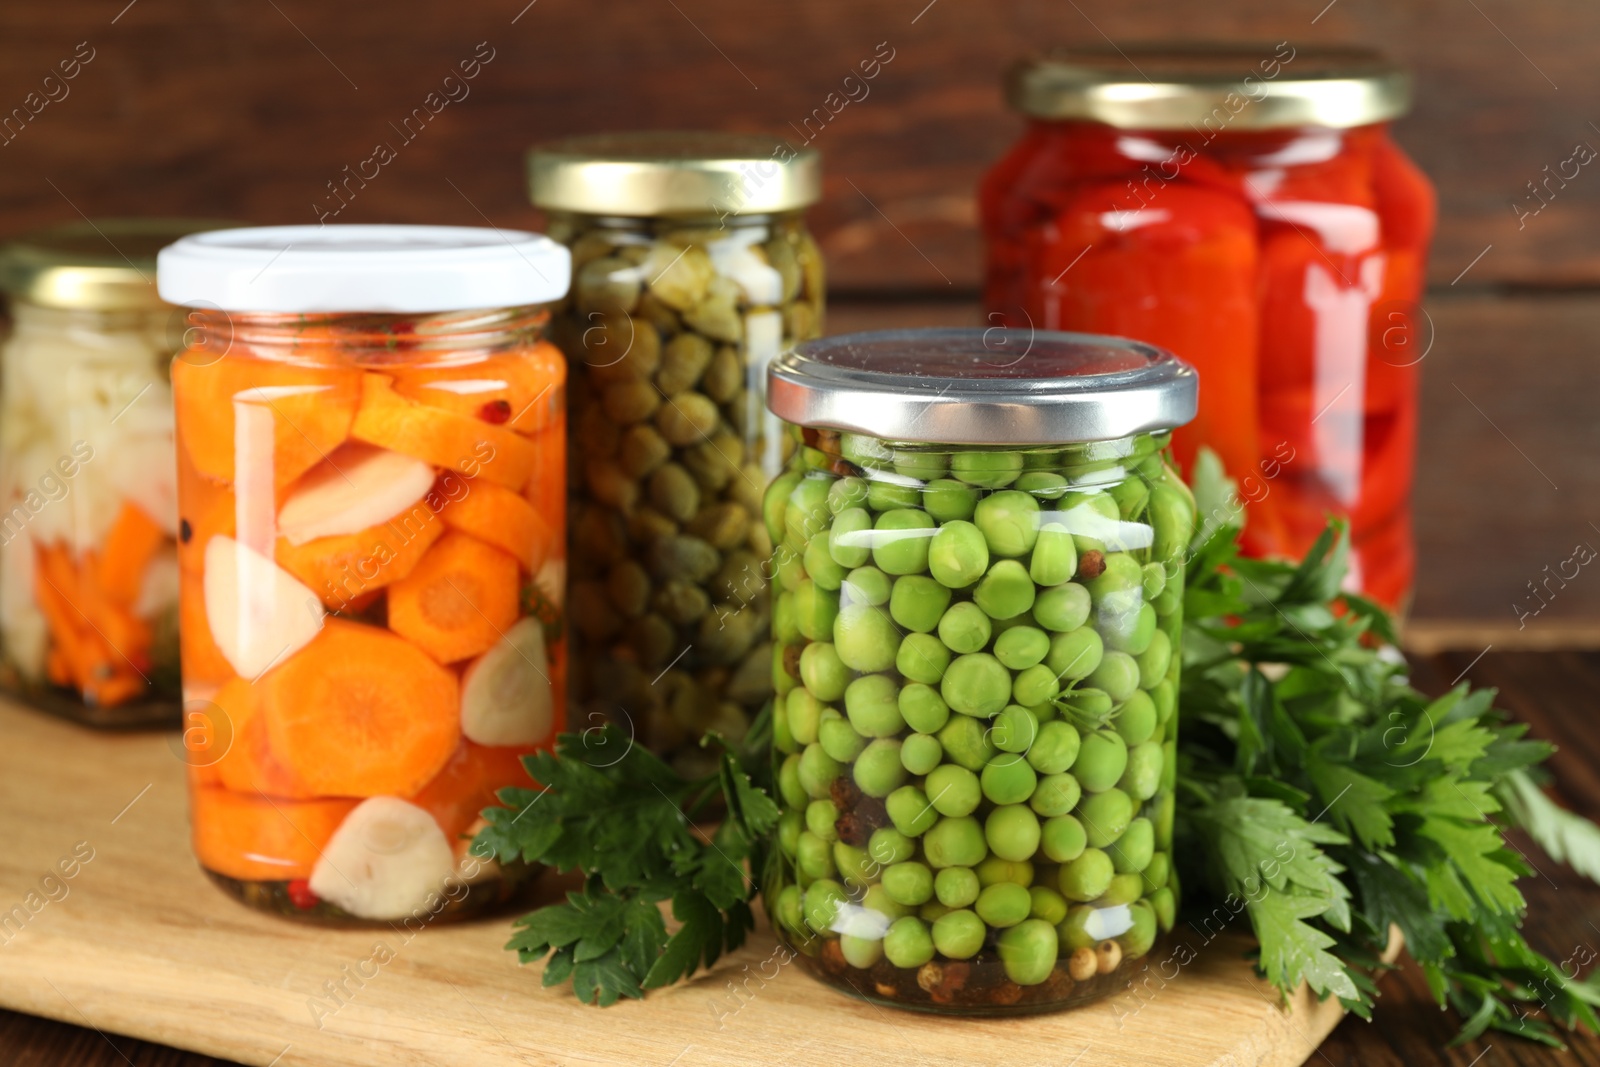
<box><xmin>528</xmin><ymin>132</ymin><xmax>823</xmax><ymax>772</ymax></box>
<box><xmin>0</xmin><ymin>219</ymin><xmax>232</xmax><ymax>725</ymax></box>
<box><xmin>158</xmin><ymin>225</ymin><xmax>571</xmax><ymax>922</ymax></box>
<box><xmin>763</xmin><ymin>328</ymin><xmax>1197</xmax><ymax>1013</ymax></box>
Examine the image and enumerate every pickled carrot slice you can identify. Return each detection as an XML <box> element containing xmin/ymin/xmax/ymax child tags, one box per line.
<box><xmin>260</xmin><ymin>618</ymin><xmax>460</xmax><ymax>798</ymax></box>
<box><xmin>172</xmin><ymin>355</ymin><xmax>361</xmax><ymax>489</ymax></box>
<box><xmin>386</xmin><ymin>532</ymin><xmax>519</xmax><ymax>664</ymax></box>
<box><xmin>349</xmin><ymin>373</ymin><xmax>535</xmax><ymax>491</ymax></box>
<box><xmin>437</xmin><ymin>478</ymin><xmax>552</xmax><ymax>574</ymax></box>
<box><xmin>210</xmin><ymin>676</ymin><xmax>315</xmax><ymax>799</ymax></box>
<box><xmin>390</xmin><ymin>346</ymin><xmax>565</xmax><ymax>435</ymax></box>
<box><xmin>177</xmin><ymin>449</ymin><xmax>235</xmax><ymax>576</ymax></box>
<box><xmin>190</xmin><ymin>786</ymin><xmax>357</xmax><ymax>881</ymax></box>
<box><xmin>274</xmin><ymin>508</ymin><xmax>444</xmax><ymax>610</ymax></box>
<box><xmin>408</xmin><ymin>741</ymin><xmax>533</xmax><ymax>843</ymax></box>
<box><xmin>34</xmin><ymin>541</ymin><xmax>150</xmax><ymax>704</ymax></box>
<box><xmin>179</xmin><ymin>575</ymin><xmax>235</xmax><ymax>686</ymax></box>
<box><xmin>98</xmin><ymin>501</ymin><xmax>167</xmax><ymax>607</ymax></box>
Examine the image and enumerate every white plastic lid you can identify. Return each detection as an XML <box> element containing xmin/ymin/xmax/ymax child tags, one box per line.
<box><xmin>156</xmin><ymin>224</ymin><xmax>571</xmax><ymax>313</ymax></box>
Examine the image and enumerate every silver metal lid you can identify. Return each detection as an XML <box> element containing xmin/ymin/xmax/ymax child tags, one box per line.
<box><xmin>767</xmin><ymin>329</ymin><xmax>1198</xmax><ymax>445</ymax></box>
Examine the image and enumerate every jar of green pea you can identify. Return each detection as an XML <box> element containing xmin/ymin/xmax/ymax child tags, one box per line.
<box><xmin>761</xmin><ymin>328</ymin><xmax>1197</xmax><ymax>1014</ymax></box>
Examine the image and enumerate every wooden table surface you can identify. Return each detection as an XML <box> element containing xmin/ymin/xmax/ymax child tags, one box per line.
<box><xmin>3</xmin><ymin>645</ymin><xmax>1597</xmax><ymax>1067</ymax></box>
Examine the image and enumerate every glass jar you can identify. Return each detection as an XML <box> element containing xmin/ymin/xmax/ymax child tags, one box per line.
<box><xmin>0</xmin><ymin>219</ymin><xmax>234</xmax><ymax>726</ymax></box>
<box><xmin>981</xmin><ymin>47</ymin><xmax>1436</xmax><ymax>609</ymax></box>
<box><xmin>529</xmin><ymin>132</ymin><xmax>824</xmax><ymax>772</ymax></box>
<box><xmin>158</xmin><ymin>225</ymin><xmax>571</xmax><ymax>923</ymax></box>
<box><xmin>762</xmin><ymin>329</ymin><xmax>1197</xmax><ymax>1014</ymax></box>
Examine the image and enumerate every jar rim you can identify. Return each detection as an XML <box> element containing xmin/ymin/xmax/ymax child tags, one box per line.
<box><xmin>766</xmin><ymin>328</ymin><xmax>1197</xmax><ymax>446</ymax></box>
<box><xmin>1006</xmin><ymin>45</ymin><xmax>1410</xmax><ymax>130</ymax></box>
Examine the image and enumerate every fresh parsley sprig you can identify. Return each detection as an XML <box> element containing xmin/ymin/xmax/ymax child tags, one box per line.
<box><xmin>474</xmin><ymin>718</ymin><xmax>777</xmax><ymax>1006</ymax></box>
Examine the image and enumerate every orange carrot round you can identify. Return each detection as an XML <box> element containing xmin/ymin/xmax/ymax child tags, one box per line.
<box><xmin>179</xmin><ymin>576</ymin><xmax>234</xmax><ymax>685</ymax></box>
<box><xmin>409</xmin><ymin>741</ymin><xmax>532</xmax><ymax>843</ymax></box>
<box><xmin>349</xmin><ymin>373</ymin><xmax>535</xmax><ymax>491</ymax></box>
<box><xmin>275</xmin><ymin>513</ymin><xmax>443</xmax><ymax>610</ymax></box>
<box><xmin>437</xmin><ymin>478</ymin><xmax>552</xmax><ymax>574</ymax></box>
<box><xmin>260</xmin><ymin>618</ymin><xmax>460</xmax><ymax>797</ymax></box>
<box><xmin>386</xmin><ymin>532</ymin><xmax>519</xmax><ymax>663</ymax></box>
<box><xmin>210</xmin><ymin>677</ymin><xmax>316</xmax><ymax>799</ymax></box>
<box><xmin>190</xmin><ymin>786</ymin><xmax>356</xmax><ymax>881</ymax></box>
<box><xmin>391</xmin><ymin>346</ymin><xmax>565</xmax><ymax>435</ymax></box>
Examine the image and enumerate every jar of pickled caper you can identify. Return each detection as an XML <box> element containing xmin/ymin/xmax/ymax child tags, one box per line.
<box><xmin>762</xmin><ymin>329</ymin><xmax>1197</xmax><ymax>1015</ymax></box>
<box><xmin>529</xmin><ymin>132</ymin><xmax>823</xmax><ymax>770</ymax></box>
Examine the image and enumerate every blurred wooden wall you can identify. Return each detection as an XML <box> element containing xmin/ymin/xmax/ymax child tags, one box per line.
<box><xmin>1</xmin><ymin>0</ymin><xmax>1596</xmax><ymax>632</ymax></box>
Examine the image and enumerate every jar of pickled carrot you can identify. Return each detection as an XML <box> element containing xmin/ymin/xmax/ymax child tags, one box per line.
<box><xmin>157</xmin><ymin>225</ymin><xmax>571</xmax><ymax>922</ymax></box>
<box><xmin>0</xmin><ymin>219</ymin><xmax>234</xmax><ymax>726</ymax></box>
<box><xmin>981</xmin><ymin>47</ymin><xmax>1435</xmax><ymax>609</ymax></box>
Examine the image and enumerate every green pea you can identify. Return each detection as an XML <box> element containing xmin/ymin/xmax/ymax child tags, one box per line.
<box><xmin>872</xmin><ymin>509</ymin><xmax>935</xmax><ymax>576</ymax></box>
<box><xmin>1025</xmin><ymin>885</ymin><xmax>1066</xmax><ymax>927</ymax></box>
<box><xmin>941</xmin><ymin>653</ymin><xmax>1011</xmax><ymax>718</ymax></box>
<box><xmin>1137</xmin><ymin>631</ymin><xmax>1172</xmax><ymax>692</ymax></box>
<box><xmin>868</xmin><ymin>826</ymin><xmax>916</xmax><ymax>867</ymax></box>
<box><xmin>1153</xmin><ymin>579</ymin><xmax>1183</xmax><ymax>618</ymax></box>
<box><xmin>1056</xmin><ymin>904</ymin><xmax>1098</xmax><ymax>950</ymax></box>
<box><xmin>763</xmin><ymin>470</ymin><xmax>801</xmax><ymax>545</ymax></box>
<box><xmin>975</xmin><ymin>881</ymin><xmax>1032</xmax><ymax>928</ymax></box>
<box><xmin>975</xmin><ymin>856</ymin><xmax>1034</xmax><ymax>887</ymax></box>
<box><xmin>925</xmin><ymin>764</ymin><xmax>982</xmax><ymax>817</ymax></box>
<box><xmin>778</xmin><ymin>807</ymin><xmax>803</xmax><ymax>857</ymax></box>
<box><xmin>1059</xmin><ymin>687</ymin><xmax>1112</xmax><ymax>726</ymax></box>
<box><xmin>1033</xmin><ymin>582</ymin><xmax>1091</xmax><ymax>633</ymax></box>
<box><xmin>886</xmin><ymin>785</ymin><xmax>938</xmax><ymax>837</ymax></box>
<box><xmin>1120</xmin><ymin>740</ymin><xmax>1164</xmax><ymax>801</ymax></box>
<box><xmin>840</xmin><ymin>934</ymin><xmax>884</xmax><ymax>969</ymax></box>
<box><xmin>1097</xmin><ymin>872</ymin><xmax>1143</xmax><ymax>907</ymax></box>
<box><xmin>896</xmin><ymin>633</ymin><xmax>952</xmax><ymax>686</ymax></box>
<box><xmin>1059</xmin><ymin>847</ymin><xmax>1115</xmax><ymax>902</ymax></box>
<box><xmin>1078</xmin><ymin>787</ymin><xmax>1133</xmax><ymax>848</ymax></box>
<box><xmin>1142</xmin><ymin>851</ymin><xmax>1172</xmax><ymax>894</ymax></box>
<box><xmin>803</xmin><ymin>534</ymin><xmax>845</xmax><ymax>593</ymax></box>
<box><xmin>882</xmin><ymin>915</ymin><xmax>935</xmax><ymax>968</ymax></box>
<box><xmin>898</xmin><ymin>682</ymin><xmax>951</xmax><ymax>734</ymax></box>
<box><xmin>802</xmin><ymin>878</ymin><xmax>848</xmax><ymax>936</ymax></box>
<box><xmin>798</xmin><ymin>742</ymin><xmax>843</xmax><ymax>799</ymax></box>
<box><xmin>867</xmin><ymin>478</ymin><xmax>922</xmax><ymax>513</ymax></box>
<box><xmin>1150</xmin><ymin>887</ymin><xmax>1176</xmax><ymax>933</ymax></box>
<box><xmin>981</xmin><ymin>753</ymin><xmax>1038</xmax><ymax>806</ymax></box>
<box><xmin>828</xmin><ymin>475</ymin><xmax>869</xmax><ymax>514</ymax></box>
<box><xmin>952</xmin><ymin>450</ymin><xmax>1023</xmax><ymax>488</ymax></box>
<box><xmin>991</xmin><ymin>704</ymin><xmax>1039</xmax><ymax>755</ymax></box>
<box><xmin>774</xmin><ymin>591</ymin><xmax>800</xmax><ymax>647</ymax></box>
<box><xmin>923</xmin><ymin>478</ymin><xmax>978</xmax><ymax>522</ymax></box>
<box><xmin>1016</xmin><ymin>470</ymin><xmax>1068</xmax><ymax>500</ymax></box>
<box><xmin>1028</xmin><ymin>524</ymin><xmax>1078</xmax><ymax>590</ymax></box>
<box><xmin>841</xmin><ymin>433</ymin><xmax>889</xmax><ymax>469</ymax></box>
<box><xmin>828</xmin><ymin>507</ymin><xmax>873</xmax><ymax>569</ymax></box>
<box><xmin>1110</xmin><ymin>817</ymin><xmax>1154</xmax><ymax>874</ymax></box>
<box><xmin>797</xmin><ymin>829</ymin><xmax>836</xmax><ymax>879</ymax></box>
<box><xmin>973</xmin><ymin>559</ymin><xmax>1037</xmax><ymax>620</ymax></box>
<box><xmin>778</xmin><ymin>753</ymin><xmax>806</xmax><ymax>808</ymax></box>
<box><xmin>1011</xmin><ymin>664</ymin><xmax>1060</xmax><ymax>707</ymax></box>
<box><xmin>931</xmin><ymin>908</ymin><xmax>986</xmax><ymax>959</ymax></box>
<box><xmin>1041</xmin><ymin>813</ymin><xmax>1088</xmax><ymax>863</ymax></box>
<box><xmin>1059</xmin><ymin>490</ymin><xmax>1119</xmax><ymax>552</ymax></box>
<box><xmin>1086</xmin><ymin>550</ymin><xmax>1142</xmax><ymax>600</ymax></box>
<box><xmin>786</xmin><ymin>476</ymin><xmax>832</xmax><ymax>545</ymax></box>
<box><xmin>973</xmin><ymin>490</ymin><xmax>1040</xmax><ymax>558</ymax></box>
<box><xmin>935</xmin><ymin>866</ymin><xmax>980</xmax><ymax>908</ymax></box>
<box><xmin>833</xmin><ymin>603</ymin><xmax>900</xmax><ymax>673</ymax></box>
<box><xmin>806</xmin><ymin>798</ymin><xmax>840</xmax><ymax>841</ymax></box>
<box><xmin>788</xmin><ymin>689</ymin><xmax>825</xmax><ymax>746</ymax></box>
<box><xmin>1153</xmin><ymin>791</ymin><xmax>1175</xmax><ymax>850</ymax></box>
<box><xmin>936</xmin><ymin>714</ymin><xmax>997</xmax><ymax>773</ymax></box>
<box><xmin>1000</xmin><ymin>919</ymin><xmax>1060</xmax><ymax>986</ymax></box>
<box><xmin>772</xmin><ymin>691</ymin><xmax>797</xmax><ymax>754</ymax></box>
<box><xmin>1074</xmin><ymin>729</ymin><xmax>1128</xmax><ymax>793</ymax></box>
<box><xmin>1108</xmin><ymin>475</ymin><xmax>1150</xmax><ymax>522</ymax></box>
<box><xmin>1046</xmin><ymin>626</ymin><xmax>1104</xmax><ymax>680</ymax></box>
<box><xmin>833</xmin><ymin>841</ymin><xmax>875</xmax><ymax>888</ymax></box>
<box><xmin>923</xmin><ymin>816</ymin><xmax>987</xmax><ymax>868</ymax></box>
<box><xmin>881</xmin><ymin>861</ymin><xmax>934</xmax><ymax>906</ymax></box>
<box><xmin>1114</xmin><ymin>690</ymin><xmax>1157</xmax><ymax>745</ymax></box>
<box><xmin>993</xmin><ymin>625</ymin><xmax>1049</xmax><ymax>670</ymax></box>
<box><xmin>1118</xmin><ymin>900</ymin><xmax>1157</xmax><ymax>960</ymax></box>
<box><xmin>854</xmin><ymin>739</ymin><xmax>906</xmax><ymax>798</ymax></box>
<box><xmin>862</xmin><ymin>883</ymin><xmax>915</xmax><ymax>922</ymax></box>
<box><xmin>843</xmin><ymin>675</ymin><xmax>902</xmax><ymax>737</ymax></box>
<box><xmin>773</xmin><ymin>882</ymin><xmax>804</xmax><ymax>935</ymax></box>
<box><xmin>893</xmin><ymin>448</ymin><xmax>948</xmax><ymax>481</ymax></box>
<box><xmin>1104</xmin><ymin>601</ymin><xmax>1157</xmax><ymax>657</ymax></box>
<box><xmin>1150</xmin><ymin>676</ymin><xmax>1176</xmax><ymax>726</ymax></box>
<box><xmin>1141</xmin><ymin>562</ymin><xmax>1167</xmax><ymax>600</ymax></box>
<box><xmin>934</xmin><ymin>602</ymin><xmax>990</xmax><ymax>655</ymax></box>
<box><xmin>798</xmin><ymin>642</ymin><xmax>848</xmax><ymax>703</ymax></box>
<box><xmin>889</xmin><ymin>575</ymin><xmax>951</xmax><ymax>633</ymax></box>
<box><xmin>794</xmin><ymin>580</ymin><xmax>840</xmax><ymax>643</ymax></box>
<box><xmin>1026</xmin><ymin>720</ymin><xmax>1082</xmax><ymax>775</ymax></box>
<box><xmin>841</xmin><ymin>565</ymin><xmax>891</xmax><ymax>607</ymax></box>
<box><xmin>1149</xmin><ymin>482</ymin><xmax>1195</xmax><ymax>564</ymax></box>
<box><xmin>1030</xmin><ymin>773</ymin><xmax>1083</xmax><ymax>818</ymax></box>
<box><xmin>1086</xmin><ymin>650</ymin><xmax>1140</xmax><ymax>703</ymax></box>
<box><xmin>900</xmin><ymin>732</ymin><xmax>944</xmax><ymax>775</ymax></box>
<box><xmin>928</xmin><ymin>521</ymin><xmax>989</xmax><ymax>589</ymax></box>
<box><xmin>985</xmin><ymin>804</ymin><xmax>1042</xmax><ymax>862</ymax></box>
<box><xmin>818</xmin><ymin>713</ymin><xmax>866</xmax><ymax>763</ymax></box>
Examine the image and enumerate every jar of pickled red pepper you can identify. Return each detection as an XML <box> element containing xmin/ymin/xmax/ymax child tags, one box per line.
<box><xmin>763</xmin><ymin>328</ymin><xmax>1196</xmax><ymax>1014</ymax></box>
<box><xmin>157</xmin><ymin>225</ymin><xmax>571</xmax><ymax>922</ymax></box>
<box><xmin>528</xmin><ymin>132</ymin><xmax>823</xmax><ymax>773</ymax></box>
<box><xmin>981</xmin><ymin>47</ymin><xmax>1435</xmax><ymax>609</ymax></box>
<box><xmin>0</xmin><ymin>219</ymin><xmax>234</xmax><ymax>726</ymax></box>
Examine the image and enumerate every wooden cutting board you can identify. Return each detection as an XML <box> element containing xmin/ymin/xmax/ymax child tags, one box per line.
<box><xmin>0</xmin><ymin>700</ymin><xmax>1367</xmax><ymax>1067</ymax></box>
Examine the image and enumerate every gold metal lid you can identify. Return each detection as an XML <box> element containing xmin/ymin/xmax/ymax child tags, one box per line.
<box><xmin>528</xmin><ymin>131</ymin><xmax>821</xmax><ymax>217</ymax></box>
<box><xmin>1007</xmin><ymin>46</ymin><xmax>1411</xmax><ymax>130</ymax></box>
<box><xmin>0</xmin><ymin>219</ymin><xmax>237</xmax><ymax>310</ymax></box>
